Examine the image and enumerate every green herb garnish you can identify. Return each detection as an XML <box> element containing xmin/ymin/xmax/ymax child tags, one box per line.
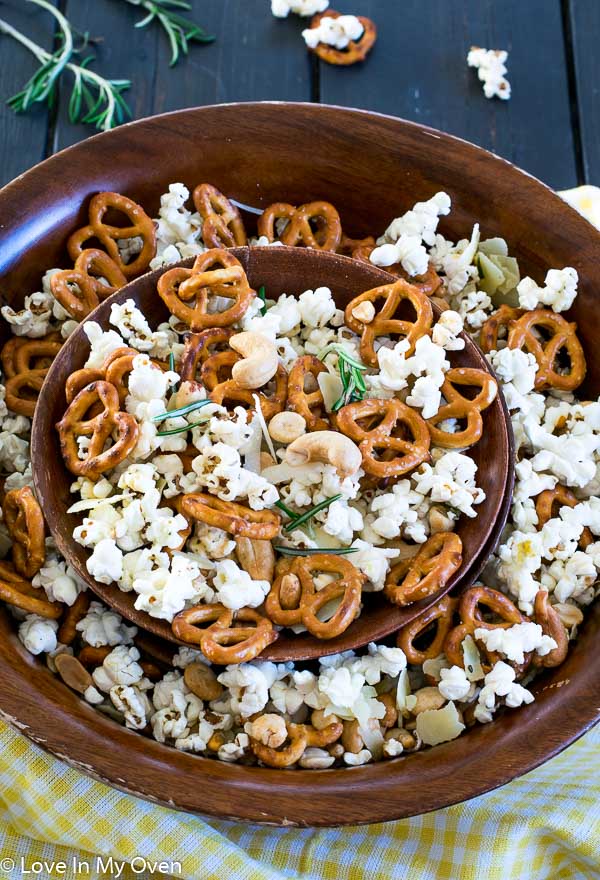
<box><xmin>0</xmin><ymin>0</ymin><xmax>131</xmax><ymax>131</ymax></box>
<box><xmin>124</xmin><ymin>0</ymin><xmax>214</xmax><ymax>67</ymax></box>
<box><xmin>152</xmin><ymin>399</ymin><xmax>211</xmax><ymax>423</ymax></box>
<box><xmin>156</xmin><ymin>417</ymin><xmax>210</xmax><ymax>437</ymax></box>
<box><xmin>283</xmin><ymin>494</ymin><xmax>341</xmax><ymax>533</ymax></box>
<box><xmin>275</xmin><ymin>546</ymin><xmax>358</xmax><ymax>557</ymax></box>
<box><xmin>258</xmin><ymin>285</ymin><xmax>267</xmax><ymax>316</ymax></box>
<box><xmin>318</xmin><ymin>343</ymin><xmax>368</xmax><ymax>411</ymax></box>
<box><xmin>275</xmin><ymin>500</ymin><xmax>298</xmax><ymax>520</ymax></box>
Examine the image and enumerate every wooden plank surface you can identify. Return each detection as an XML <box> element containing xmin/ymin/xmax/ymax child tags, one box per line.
<box><xmin>317</xmin><ymin>0</ymin><xmax>578</xmax><ymax>190</ymax></box>
<box><xmin>0</xmin><ymin>1</ymin><xmax>57</xmax><ymax>188</ymax></box>
<box><xmin>567</xmin><ymin>0</ymin><xmax>600</xmax><ymax>185</ymax></box>
<box><xmin>54</xmin><ymin>0</ymin><xmax>313</xmax><ymax>150</ymax></box>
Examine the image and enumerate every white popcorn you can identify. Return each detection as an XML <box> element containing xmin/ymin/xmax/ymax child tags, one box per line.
<box><xmin>272</xmin><ymin>0</ymin><xmax>329</xmax><ymax>17</ymax></box>
<box><xmin>302</xmin><ymin>14</ymin><xmax>363</xmax><ymax>50</ymax></box>
<box><xmin>76</xmin><ymin>601</ymin><xmax>137</xmax><ymax>647</ymax></box>
<box><xmin>467</xmin><ymin>47</ymin><xmax>511</xmax><ymax>100</ymax></box>
<box><xmin>474</xmin><ymin>622</ymin><xmax>557</xmax><ymax>664</ymax></box>
<box><xmin>32</xmin><ymin>557</ymin><xmax>84</xmax><ymax>606</ymax></box>
<box><xmin>191</xmin><ymin>443</ymin><xmax>278</xmax><ymax>510</ymax></box>
<box><xmin>413</xmin><ymin>452</ymin><xmax>485</xmax><ymax>518</ymax></box>
<box><xmin>474</xmin><ymin>661</ymin><xmax>534</xmax><ymax>723</ymax></box>
<box><xmin>83</xmin><ymin>322</ymin><xmax>126</xmax><ymax>369</ymax></box>
<box><xmin>543</xmin><ymin>552</ymin><xmax>598</xmax><ymax>604</ymax></box>
<box><xmin>344</xmin><ymin>749</ymin><xmax>373</xmax><ymax>766</ymax></box>
<box><xmin>126</xmin><ymin>353</ymin><xmax>178</xmax><ymax>404</ymax></box>
<box><xmin>218</xmin><ymin>733</ymin><xmax>250</xmax><ymax>763</ymax></box>
<box><xmin>454</xmin><ymin>287</ymin><xmax>493</xmax><ymax>329</ymax></box>
<box><xmin>347</xmin><ymin>539</ymin><xmax>400</xmax><ymax>591</ymax></box>
<box><xmin>92</xmin><ymin>645</ymin><xmax>145</xmax><ymax>692</ymax></box>
<box><xmin>133</xmin><ymin>554</ymin><xmax>208</xmax><ymax>621</ymax></box>
<box><xmin>375</xmin><ymin>335</ymin><xmax>449</xmax><ymax>415</ymax></box>
<box><xmin>266</xmin><ymin>294</ymin><xmax>302</xmax><ymax>335</ymax></box>
<box><xmin>497</xmin><ymin>530</ymin><xmax>544</xmax><ymax>613</ymax></box>
<box><xmin>213</xmin><ymin>559</ymin><xmax>270</xmax><ymax>610</ymax></box>
<box><xmin>86</xmin><ymin>538</ymin><xmax>123</xmax><ymax>585</ymax></box>
<box><xmin>487</xmin><ymin>348</ymin><xmax>538</xmax><ymax>397</ymax></box>
<box><xmin>438</xmin><ymin>666</ymin><xmax>471</xmax><ymax>701</ymax></box>
<box><xmin>218</xmin><ymin>662</ymin><xmax>281</xmax><ymax>718</ymax></box>
<box><xmin>372</xmin><ymin>193</ymin><xmax>451</xmax><ymax>277</ymax></box>
<box><xmin>150</xmin><ymin>183</ymin><xmax>204</xmax><ymax>270</ymax></box>
<box><xmin>319</xmin><ymin>498</ymin><xmax>363</xmax><ymax>544</ymax></box>
<box><xmin>298</xmin><ymin>287</ymin><xmax>340</xmax><ymax>329</ymax></box>
<box><xmin>18</xmin><ymin>614</ymin><xmax>58</xmax><ymax>655</ymax></box>
<box><xmin>366</xmin><ymin>481</ymin><xmax>422</xmax><ymax>541</ymax></box>
<box><xmin>517</xmin><ymin>267</ymin><xmax>578</xmax><ymax>313</ymax></box>
<box><xmin>431</xmin><ymin>310</ymin><xmax>465</xmax><ymax>351</ymax></box>
<box><xmin>1</xmin><ymin>290</ymin><xmax>54</xmax><ymax>338</ymax></box>
<box><xmin>0</xmin><ymin>432</ymin><xmax>30</xmax><ymax>474</ymax></box>
<box><xmin>109</xmin><ymin>299</ymin><xmax>172</xmax><ymax>357</ymax></box>
<box><xmin>110</xmin><ymin>684</ymin><xmax>152</xmax><ymax>730</ymax></box>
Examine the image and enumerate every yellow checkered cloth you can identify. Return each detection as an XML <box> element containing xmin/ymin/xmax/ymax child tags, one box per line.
<box><xmin>0</xmin><ymin>186</ymin><xmax>599</xmax><ymax>880</ymax></box>
<box><xmin>0</xmin><ymin>719</ymin><xmax>598</xmax><ymax>880</ymax></box>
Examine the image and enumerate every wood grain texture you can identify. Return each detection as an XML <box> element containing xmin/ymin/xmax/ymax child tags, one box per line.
<box><xmin>317</xmin><ymin>0</ymin><xmax>578</xmax><ymax>189</ymax></box>
<box><xmin>55</xmin><ymin>0</ymin><xmax>312</xmax><ymax>150</ymax></box>
<box><xmin>566</xmin><ymin>0</ymin><xmax>600</xmax><ymax>184</ymax></box>
<box><xmin>0</xmin><ymin>0</ymin><xmax>57</xmax><ymax>188</ymax></box>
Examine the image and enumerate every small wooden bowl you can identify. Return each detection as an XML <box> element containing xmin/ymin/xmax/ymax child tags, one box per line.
<box><xmin>31</xmin><ymin>245</ymin><xmax>512</xmax><ymax>661</ymax></box>
<box><xmin>1</xmin><ymin>103</ymin><xmax>599</xmax><ymax>825</ymax></box>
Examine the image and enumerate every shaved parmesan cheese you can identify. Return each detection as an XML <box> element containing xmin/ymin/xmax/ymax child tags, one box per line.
<box><xmin>318</xmin><ymin>371</ymin><xmax>344</xmax><ymax>412</ymax></box>
<box><xmin>416</xmin><ymin>701</ymin><xmax>465</xmax><ymax>746</ymax></box>
<box><xmin>359</xmin><ymin>720</ymin><xmax>384</xmax><ymax>760</ymax></box>
<box><xmin>462</xmin><ymin>635</ymin><xmax>485</xmax><ymax>681</ymax></box>
<box><xmin>252</xmin><ymin>393</ymin><xmax>277</xmax><ymax>460</ymax></box>
<box><xmin>243</xmin><ymin>415</ymin><xmax>262</xmax><ymax>474</ymax></box>
<box><xmin>67</xmin><ymin>493</ymin><xmax>133</xmax><ymax>514</ymax></box>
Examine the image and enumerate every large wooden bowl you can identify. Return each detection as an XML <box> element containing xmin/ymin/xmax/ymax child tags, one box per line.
<box><xmin>31</xmin><ymin>245</ymin><xmax>512</xmax><ymax>661</ymax></box>
<box><xmin>0</xmin><ymin>103</ymin><xmax>599</xmax><ymax>825</ymax></box>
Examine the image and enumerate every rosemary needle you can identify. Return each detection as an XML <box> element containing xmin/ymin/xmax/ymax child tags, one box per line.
<box><xmin>124</xmin><ymin>0</ymin><xmax>214</xmax><ymax>67</ymax></box>
<box><xmin>283</xmin><ymin>494</ymin><xmax>342</xmax><ymax>533</ymax></box>
<box><xmin>258</xmin><ymin>285</ymin><xmax>267</xmax><ymax>316</ymax></box>
<box><xmin>151</xmin><ymin>399</ymin><xmax>211</xmax><ymax>422</ymax></box>
<box><xmin>275</xmin><ymin>500</ymin><xmax>298</xmax><ymax>520</ymax></box>
<box><xmin>156</xmin><ymin>417</ymin><xmax>210</xmax><ymax>437</ymax></box>
<box><xmin>275</xmin><ymin>546</ymin><xmax>358</xmax><ymax>557</ymax></box>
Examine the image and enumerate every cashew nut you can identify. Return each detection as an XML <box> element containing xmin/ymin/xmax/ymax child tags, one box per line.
<box><xmin>249</xmin><ymin>713</ymin><xmax>288</xmax><ymax>748</ymax></box>
<box><xmin>235</xmin><ymin>536</ymin><xmax>275</xmax><ymax>582</ymax></box>
<box><xmin>268</xmin><ymin>411</ymin><xmax>306</xmax><ymax>445</ymax></box>
<box><xmin>552</xmin><ymin>602</ymin><xmax>583</xmax><ymax>629</ymax></box>
<box><xmin>410</xmin><ymin>687</ymin><xmax>446</xmax><ymax>715</ymax></box>
<box><xmin>428</xmin><ymin>505</ymin><xmax>456</xmax><ymax>534</ymax></box>
<box><xmin>285</xmin><ymin>431</ymin><xmax>362</xmax><ymax>477</ymax></box>
<box><xmin>184</xmin><ymin>661</ymin><xmax>223</xmax><ymax>701</ymax></box>
<box><xmin>230</xmin><ymin>331</ymin><xmax>279</xmax><ymax>390</ymax></box>
<box><xmin>351</xmin><ymin>301</ymin><xmax>376</xmax><ymax>324</ymax></box>
<box><xmin>299</xmin><ymin>747</ymin><xmax>336</xmax><ymax>769</ymax></box>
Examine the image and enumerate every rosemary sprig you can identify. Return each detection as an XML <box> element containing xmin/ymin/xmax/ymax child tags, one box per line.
<box><xmin>283</xmin><ymin>494</ymin><xmax>342</xmax><ymax>533</ymax></box>
<box><xmin>152</xmin><ymin>399</ymin><xmax>211</xmax><ymax>422</ymax></box>
<box><xmin>258</xmin><ymin>285</ymin><xmax>267</xmax><ymax>316</ymax></box>
<box><xmin>275</xmin><ymin>546</ymin><xmax>358</xmax><ymax>557</ymax></box>
<box><xmin>275</xmin><ymin>500</ymin><xmax>298</xmax><ymax>520</ymax></box>
<box><xmin>156</xmin><ymin>417</ymin><xmax>210</xmax><ymax>437</ymax></box>
<box><xmin>0</xmin><ymin>0</ymin><xmax>131</xmax><ymax>131</ymax></box>
<box><xmin>124</xmin><ymin>0</ymin><xmax>214</xmax><ymax>67</ymax></box>
<box><xmin>318</xmin><ymin>343</ymin><xmax>368</xmax><ymax>411</ymax></box>
<box><xmin>169</xmin><ymin>352</ymin><xmax>176</xmax><ymax>373</ymax></box>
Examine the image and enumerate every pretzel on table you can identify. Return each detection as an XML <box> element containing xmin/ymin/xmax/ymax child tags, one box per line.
<box><xmin>384</xmin><ymin>532</ymin><xmax>462</xmax><ymax>607</ymax></box>
<box><xmin>3</xmin><ymin>335</ymin><xmax>62</xmax><ymax>417</ymax></box>
<box><xmin>179</xmin><ymin>328</ymin><xmax>234</xmax><ymax>390</ymax></box>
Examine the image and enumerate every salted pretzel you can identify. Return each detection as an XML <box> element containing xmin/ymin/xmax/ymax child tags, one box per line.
<box><xmin>56</xmin><ymin>380</ymin><xmax>139</xmax><ymax>479</ymax></box>
<box><xmin>266</xmin><ymin>554</ymin><xmax>363</xmax><ymax>639</ymax></box>
<box><xmin>50</xmin><ymin>249</ymin><xmax>127</xmax><ymax>320</ymax></box>
<box><xmin>444</xmin><ymin>585</ymin><xmax>528</xmax><ymax>673</ymax></box>
<box><xmin>3</xmin><ymin>487</ymin><xmax>46</xmax><ymax>578</ymax></box>
<box><xmin>65</xmin><ymin>347</ymin><xmax>139</xmax><ymax>405</ymax></box>
<box><xmin>384</xmin><ymin>532</ymin><xmax>462</xmax><ymax>607</ymax></box>
<box><xmin>396</xmin><ymin>594</ymin><xmax>457</xmax><ymax>665</ymax></box>
<box><xmin>346</xmin><ymin>239</ymin><xmax>442</xmax><ymax>297</ymax></box>
<box><xmin>158</xmin><ymin>249</ymin><xmax>255</xmax><ymax>331</ymax></box>
<box><xmin>250</xmin><ymin>720</ymin><xmax>343</xmax><ymax>768</ymax></box>
<box><xmin>172</xmin><ymin>603</ymin><xmax>277</xmax><ymax>663</ymax></box>
<box><xmin>4</xmin><ymin>335</ymin><xmax>62</xmax><ymax>417</ymax></box>
<box><xmin>181</xmin><ymin>493</ymin><xmax>281</xmax><ymax>540</ymax></box>
<box><xmin>338</xmin><ymin>234</ymin><xmax>376</xmax><ymax>258</ymax></box>
<box><xmin>345</xmin><ymin>279</ymin><xmax>433</xmax><ymax>366</ymax></box>
<box><xmin>427</xmin><ymin>367</ymin><xmax>498</xmax><ymax>449</ymax></box>
<box><xmin>535</xmin><ymin>485</ymin><xmax>593</xmax><ymax>550</ymax></box>
<box><xmin>533</xmin><ymin>590</ymin><xmax>568</xmax><ymax>668</ymax></box>
<box><xmin>57</xmin><ymin>591</ymin><xmax>92</xmax><ymax>645</ymax></box>
<box><xmin>192</xmin><ymin>183</ymin><xmax>247</xmax><ymax>248</ymax></box>
<box><xmin>479</xmin><ymin>304</ymin><xmax>524</xmax><ymax>354</ymax></box>
<box><xmin>507</xmin><ymin>309</ymin><xmax>586</xmax><ymax>392</ymax></box>
<box><xmin>308</xmin><ymin>11</ymin><xmax>377</xmax><ymax>66</ymax></box>
<box><xmin>258</xmin><ymin>201</ymin><xmax>342</xmax><ymax>252</ymax></box>
<box><xmin>67</xmin><ymin>191</ymin><xmax>156</xmax><ymax>278</ymax></box>
<box><xmin>286</xmin><ymin>355</ymin><xmax>329</xmax><ymax>431</ymax></box>
<box><xmin>208</xmin><ymin>362</ymin><xmax>288</xmax><ymax>420</ymax></box>
<box><xmin>179</xmin><ymin>328</ymin><xmax>234</xmax><ymax>389</ymax></box>
<box><xmin>336</xmin><ymin>398</ymin><xmax>430</xmax><ymax>478</ymax></box>
<box><xmin>0</xmin><ymin>560</ymin><xmax>61</xmax><ymax>619</ymax></box>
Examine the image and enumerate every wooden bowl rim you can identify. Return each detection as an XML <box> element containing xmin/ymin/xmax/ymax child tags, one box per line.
<box><xmin>1</xmin><ymin>102</ymin><xmax>599</xmax><ymax>826</ymax></box>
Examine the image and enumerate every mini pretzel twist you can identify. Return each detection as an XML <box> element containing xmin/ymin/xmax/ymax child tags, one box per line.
<box><xmin>3</xmin><ymin>487</ymin><xmax>46</xmax><ymax>578</ymax></box>
<box><xmin>507</xmin><ymin>309</ymin><xmax>586</xmax><ymax>392</ymax></box>
<box><xmin>338</xmin><ymin>234</ymin><xmax>376</xmax><ymax>258</ymax></box>
<box><xmin>181</xmin><ymin>493</ymin><xmax>281</xmax><ymax>540</ymax></box>
<box><xmin>479</xmin><ymin>304</ymin><xmax>524</xmax><ymax>353</ymax></box>
<box><xmin>250</xmin><ymin>719</ymin><xmax>343</xmax><ymax>768</ymax></box>
<box><xmin>207</xmin><ymin>362</ymin><xmax>288</xmax><ymax>420</ymax></box>
<box><xmin>396</xmin><ymin>594</ymin><xmax>457</xmax><ymax>665</ymax></box>
<box><xmin>286</xmin><ymin>355</ymin><xmax>329</xmax><ymax>431</ymax></box>
<box><xmin>444</xmin><ymin>585</ymin><xmax>528</xmax><ymax>673</ymax></box>
<box><xmin>535</xmin><ymin>485</ymin><xmax>593</xmax><ymax>550</ymax></box>
<box><xmin>426</xmin><ymin>367</ymin><xmax>498</xmax><ymax>449</ymax></box>
<box><xmin>65</xmin><ymin>346</ymin><xmax>139</xmax><ymax>405</ymax></box>
<box><xmin>345</xmin><ymin>279</ymin><xmax>433</xmax><ymax>366</ymax></box>
<box><xmin>56</xmin><ymin>380</ymin><xmax>139</xmax><ymax>479</ymax></box>
<box><xmin>533</xmin><ymin>590</ymin><xmax>568</xmax><ymax>668</ymax></box>
<box><xmin>335</xmin><ymin>398</ymin><xmax>430</xmax><ymax>478</ymax></box>
<box><xmin>171</xmin><ymin>603</ymin><xmax>277</xmax><ymax>664</ymax></box>
<box><xmin>57</xmin><ymin>591</ymin><xmax>91</xmax><ymax>645</ymax></box>
<box><xmin>157</xmin><ymin>249</ymin><xmax>255</xmax><ymax>331</ymax></box>
<box><xmin>67</xmin><ymin>192</ymin><xmax>156</xmax><ymax>278</ymax></box>
<box><xmin>0</xmin><ymin>560</ymin><xmax>61</xmax><ymax>619</ymax></box>
<box><xmin>384</xmin><ymin>532</ymin><xmax>462</xmax><ymax>607</ymax></box>
<box><xmin>266</xmin><ymin>554</ymin><xmax>363</xmax><ymax>639</ymax></box>
<box><xmin>179</xmin><ymin>328</ymin><xmax>234</xmax><ymax>389</ymax></box>
<box><xmin>307</xmin><ymin>10</ymin><xmax>377</xmax><ymax>66</ymax></box>
<box><xmin>258</xmin><ymin>201</ymin><xmax>342</xmax><ymax>251</ymax></box>
<box><xmin>192</xmin><ymin>183</ymin><xmax>247</xmax><ymax>248</ymax></box>
<box><xmin>4</xmin><ymin>335</ymin><xmax>62</xmax><ymax>417</ymax></box>
<box><xmin>50</xmin><ymin>249</ymin><xmax>127</xmax><ymax>320</ymax></box>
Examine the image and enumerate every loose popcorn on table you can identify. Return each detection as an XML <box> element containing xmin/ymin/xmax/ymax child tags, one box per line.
<box><xmin>271</xmin><ymin>0</ymin><xmax>329</xmax><ymax>17</ymax></box>
<box><xmin>467</xmin><ymin>47</ymin><xmax>511</xmax><ymax>100</ymax></box>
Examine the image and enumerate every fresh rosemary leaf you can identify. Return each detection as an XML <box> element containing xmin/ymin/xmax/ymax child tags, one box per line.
<box><xmin>258</xmin><ymin>285</ymin><xmax>267</xmax><ymax>316</ymax></box>
<box><xmin>156</xmin><ymin>417</ymin><xmax>210</xmax><ymax>437</ymax></box>
<box><xmin>124</xmin><ymin>0</ymin><xmax>215</xmax><ymax>67</ymax></box>
<box><xmin>275</xmin><ymin>546</ymin><xmax>358</xmax><ymax>557</ymax></box>
<box><xmin>275</xmin><ymin>500</ymin><xmax>298</xmax><ymax>520</ymax></box>
<box><xmin>283</xmin><ymin>494</ymin><xmax>342</xmax><ymax>533</ymax></box>
<box><xmin>152</xmin><ymin>399</ymin><xmax>211</xmax><ymax>422</ymax></box>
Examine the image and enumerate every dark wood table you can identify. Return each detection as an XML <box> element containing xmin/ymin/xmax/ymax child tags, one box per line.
<box><xmin>0</xmin><ymin>0</ymin><xmax>597</xmax><ymax>191</ymax></box>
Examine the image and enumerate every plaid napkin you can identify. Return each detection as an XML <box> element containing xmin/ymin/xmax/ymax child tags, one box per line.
<box><xmin>0</xmin><ymin>186</ymin><xmax>598</xmax><ymax>880</ymax></box>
